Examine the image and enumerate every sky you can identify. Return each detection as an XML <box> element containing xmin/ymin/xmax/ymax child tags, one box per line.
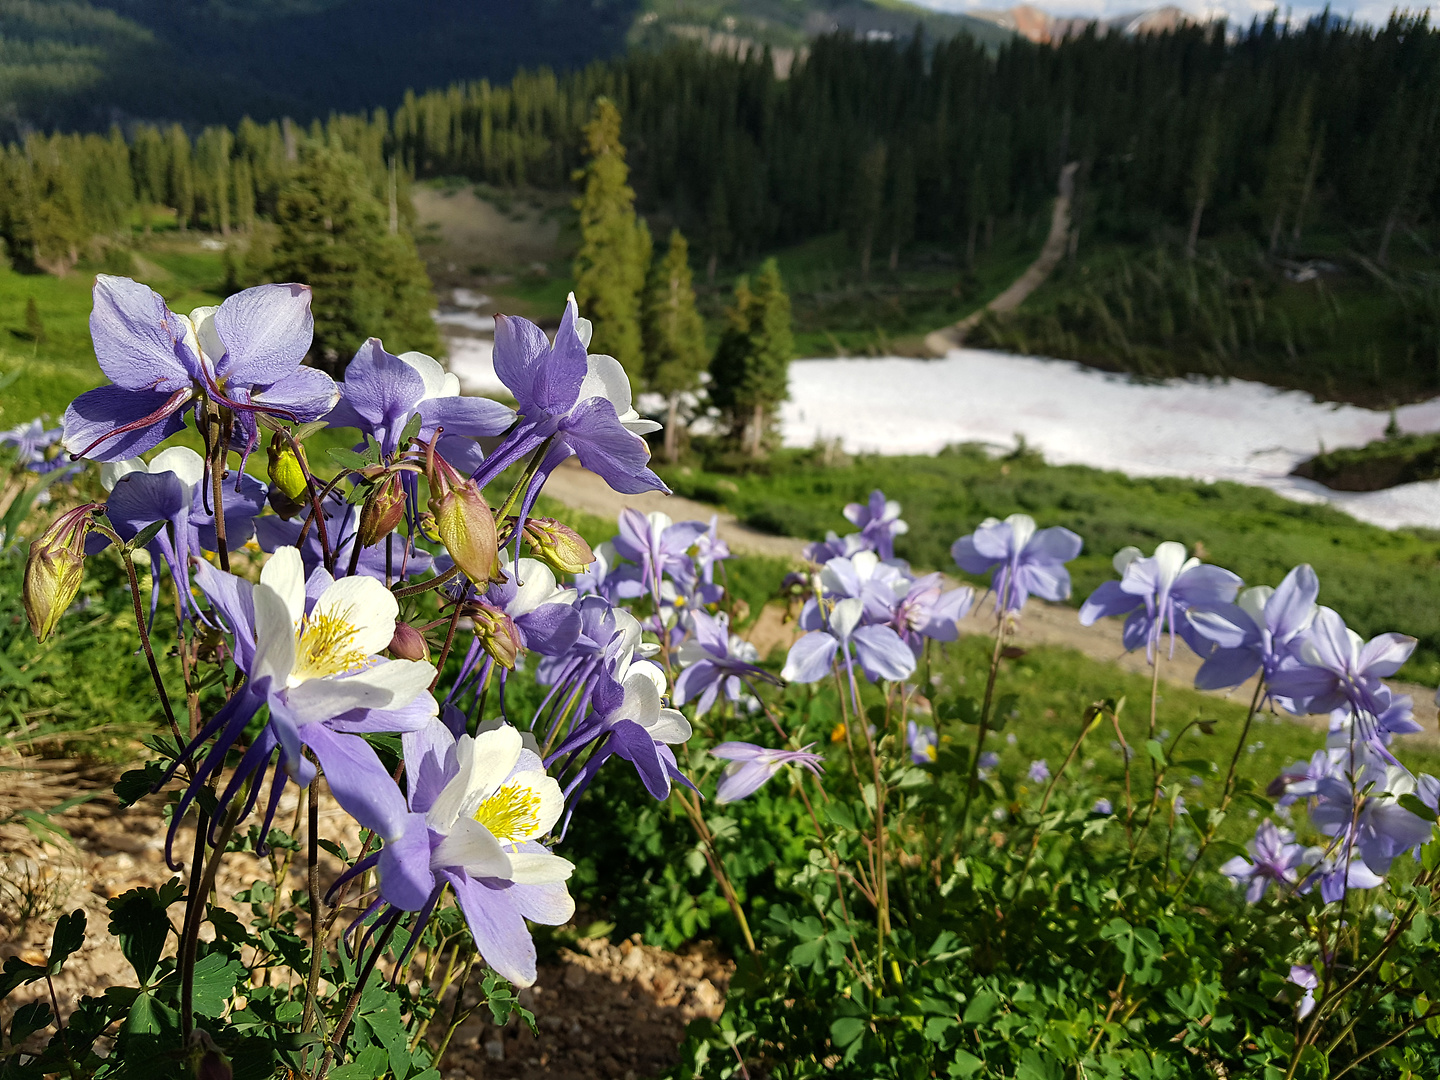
<box><xmin>911</xmin><ymin>0</ymin><xmax>1428</xmax><ymax>30</ymax></box>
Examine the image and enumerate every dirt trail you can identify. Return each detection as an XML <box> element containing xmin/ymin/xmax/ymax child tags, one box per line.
<box><xmin>543</xmin><ymin>461</ymin><xmax>1440</xmax><ymax>748</ymax></box>
<box><xmin>924</xmin><ymin>161</ymin><xmax>1079</xmax><ymax>356</ymax></box>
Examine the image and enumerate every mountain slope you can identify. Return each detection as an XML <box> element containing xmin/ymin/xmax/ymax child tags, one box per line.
<box><xmin>0</xmin><ymin>0</ymin><xmax>1012</xmax><ymax>132</ymax></box>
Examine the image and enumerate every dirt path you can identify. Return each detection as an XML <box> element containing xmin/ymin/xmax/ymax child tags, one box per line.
<box><xmin>544</xmin><ymin>462</ymin><xmax>1440</xmax><ymax>748</ymax></box>
<box><xmin>924</xmin><ymin>161</ymin><xmax>1079</xmax><ymax>355</ymax></box>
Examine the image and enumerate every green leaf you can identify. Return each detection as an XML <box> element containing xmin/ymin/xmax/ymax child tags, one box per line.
<box><xmin>963</xmin><ymin>992</ymin><xmax>999</xmax><ymax>1024</ymax></box>
<box><xmin>127</xmin><ymin>521</ymin><xmax>167</xmax><ymax>551</ymax></box>
<box><xmin>114</xmin><ymin>762</ymin><xmax>168</xmax><ymax>808</ymax></box>
<box><xmin>0</xmin><ymin>956</ymin><xmax>46</xmax><ymax>1001</ymax></box>
<box><xmin>1145</xmin><ymin>739</ymin><xmax>1166</xmax><ymax>765</ymax></box>
<box><xmin>1400</xmin><ymin>793</ymin><xmax>1438</xmax><ymax>823</ymax></box>
<box><xmin>950</xmin><ymin>1050</ymin><xmax>985</xmax><ymax>1078</ymax></box>
<box><xmin>8</xmin><ymin>1000</ymin><xmax>52</xmax><ymax>1044</ymax></box>
<box><xmin>830</xmin><ymin>1016</ymin><xmax>866</xmax><ymax>1048</ymax></box>
<box><xmin>108</xmin><ymin>883</ymin><xmax>183</xmax><ymax>984</ymax></box>
<box><xmin>399</xmin><ymin>412</ymin><xmax>424</xmax><ymax>447</ymax></box>
<box><xmin>328</xmin><ymin>448</ymin><xmax>371</xmax><ymax>471</ymax></box>
<box><xmin>327</xmin><ymin>1046</ymin><xmax>388</xmax><ymax>1080</ymax></box>
<box><xmin>47</xmin><ymin>910</ymin><xmax>85</xmax><ymax>975</ymax></box>
<box><xmin>191</xmin><ymin>951</ymin><xmax>244</xmax><ymax>1018</ymax></box>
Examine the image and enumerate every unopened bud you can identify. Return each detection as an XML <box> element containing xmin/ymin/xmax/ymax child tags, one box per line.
<box><xmin>189</xmin><ymin>1030</ymin><xmax>232</xmax><ymax>1080</ymax></box>
<box><xmin>464</xmin><ymin>600</ymin><xmax>522</xmax><ymax>669</ymax></box>
<box><xmin>426</xmin><ymin>446</ymin><xmax>498</xmax><ymax>585</ymax></box>
<box><xmin>267</xmin><ymin>431</ymin><xmax>310</xmax><ymax>503</ymax></box>
<box><xmin>24</xmin><ymin>505</ymin><xmax>95</xmax><ymax>642</ymax></box>
<box><xmin>523</xmin><ymin>517</ymin><xmax>594</xmax><ymax>575</ymax></box>
<box><xmin>388</xmin><ymin>622</ymin><xmax>430</xmax><ymax>662</ymax></box>
<box><xmin>359</xmin><ymin>473</ymin><xmax>406</xmax><ymax>549</ymax></box>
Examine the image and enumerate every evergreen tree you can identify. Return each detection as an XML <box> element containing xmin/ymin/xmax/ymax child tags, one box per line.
<box><xmin>24</xmin><ymin>297</ymin><xmax>45</xmax><ymax>346</ymax></box>
<box><xmin>260</xmin><ymin>145</ymin><xmax>440</xmax><ymax>375</ymax></box>
<box><xmin>709</xmin><ymin>258</ymin><xmax>792</xmax><ymax>457</ymax></box>
<box><xmin>572</xmin><ymin>98</ymin><xmax>649</xmax><ymax>383</ymax></box>
<box><xmin>641</xmin><ymin>229</ymin><xmax>709</xmax><ymax>462</ymax></box>
<box><xmin>848</xmin><ymin>142</ymin><xmax>887</xmax><ymax>281</ymax></box>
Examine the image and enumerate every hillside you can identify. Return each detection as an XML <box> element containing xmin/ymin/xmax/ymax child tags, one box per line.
<box><xmin>0</xmin><ymin>0</ymin><xmax>1009</xmax><ymax>133</ymax></box>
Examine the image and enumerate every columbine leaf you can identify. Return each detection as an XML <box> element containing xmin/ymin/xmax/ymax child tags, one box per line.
<box><xmin>1400</xmin><ymin>793</ymin><xmax>1439</xmax><ymax>823</ymax></box>
<box><xmin>127</xmin><ymin>521</ymin><xmax>166</xmax><ymax>551</ymax></box>
<box><xmin>0</xmin><ymin>956</ymin><xmax>46</xmax><ymax>1001</ymax></box>
<box><xmin>191</xmin><ymin>952</ymin><xmax>244</xmax><ymax>1018</ymax></box>
<box><xmin>114</xmin><ymin>761</ymin><xmax>168</xmax><ymax>808</ymax></box>
<box><xmin>328</xmin><ymin>448</ymin><xmax>370</xmax><ymax>471</ymax></box>
<box><xmin>8</xmin><ymin>999</ymin><xmax>52</xmax><ymax>1044</ymax></box>
<box><xmin>108</xmin><ymin>884</ymin><xmax>181</xmax><ymax>985</ymax></box>
<box><xmin>47</xmin><ymin>910</ymin><xmax>85</xmax><ymax>975</ymax></box>
<box><xmin>399</xmin><ymin>412</ymin><xmax>424</xmax><ymax>447</ymax></box>
<box><xmin>830</xmin><ymin>1016</ymin><xmax>866</xmax><ymax>1048</ymax></box>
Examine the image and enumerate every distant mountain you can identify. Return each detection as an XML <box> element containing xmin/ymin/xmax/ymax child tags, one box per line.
<box><xmin>961</xmin><ymin>3</ymin><xmax>1205</xmax><ymax>41</ymax></box>
<box><xmin>0</xmin><ymin>0</ymin><xmax>1013</xmax><ymax>135</ymax></box>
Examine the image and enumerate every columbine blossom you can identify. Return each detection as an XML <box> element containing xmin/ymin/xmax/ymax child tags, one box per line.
<box><xmin>906</xmin><ymin>721</ymin><xmax>938</xmax><ymax>764</ymax></box>
<box><xmin>893</xmin><ymin>573</ymin><xmax>974</xmax><ymax>654</ymax></box>
<box><xmin>1266</xmin><ymin>607</ymin><xmax>1417</xmax><ymax>740</ymax></box>
<box><xmin>169</xmin><ymin>547</ymin><xmax>437</xmax><ymax>861</ymax></box>
<box><xmin>1028</xmin><ymin>759</ymin><xmax>1051</xmax><ymax>783</ymax></box>
<box><xmin>1187</xmin><ymin>564</ymin><xmax>1319</xmax><ymax>692</ymax></box>
<box><xmin>1079</xmin><ymin>541</ymin><xmax>1241</xmax><ymax>661</ymax></box>
<box><xmin>1</xmin><ymin>419</ymin><xmax>77</xmax><ymax>476</ymax></box>
<box><xmin>63</xmin><ymin>276</ymin><xmax>336</xmax><ymax>462</ymax></box>
<box><xmin>255</xmin><ymin>491</ymin><xmax>433</xmax><ymax>584</ymax></box>
<box><xmin>710</xmin><ymin>742</ymin><xmax>825</xmax><ymax>804</ymax></box>
<box><xmin>816</xmin><ymin>550</ymin><xmax>911</xmax><ymax>624</ymax></box>
<box><xmin>611</xmin><ymin>509</ymin><xmax>706</xmax><ymax>600</ymax></box>
<box><xmin>94</xmin><ymin>447</ymin><xmax>267</xmax><ymax>620</ymax></box>
<box><xmin>327</xmin><ymin>339</ymin><xmax>513</xmax><ymax>469</ymax></box>
<box><xmin>782</xmin><ymin>596</ymin><xmax>916</xmax><ymax>686</ymax></box>
<box><xmin>674</xmin><ymin>609</ymin><xmax>780</xmax><ymax>717</ymax></box>
<box><xmin>488</xmin><ymin>557</ymin><xmax>581</xmax><ymax>656</ymax></box>
<box><xmin>351</xmin><ymin>721</ymin><xmax>574</xmax><ymax>988</ymax></box>
<box><xmin>479</xmin><ymin>295</ymin><xmax>666</xmax><ymax>547</ymax></box>
<box><xmin>1288</xmin><ymin>965</ymin><xmax>1319</xmax><ymax>1020</ymax></box>
<box><xmin>1220</xmin><ymin>819</ymin><xmax>1317</xmax><ymax>902</ymax></box>
<box><xmin>843</xmin><ymin>490</ymin><xmax>909</xmax><ymax>560</ymax></box>
<box><xmin>952</xmin><ymin>513</ymin><xmax>1082</xmax><ymax>615</ymax></box>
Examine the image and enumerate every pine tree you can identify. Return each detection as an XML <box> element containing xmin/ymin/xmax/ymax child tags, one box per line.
<box><xmin>642</xmin><ymin>229</ymin><xmax>709</xmax><ymax>462</ymax></box>
<box><xmin>24</xmin><ymin>297</ymin><xmax>45</xmax><ymax>346</ymax></box>
<box><xmin>260</xmin><ymin>145</ymin><xmax>440</xmax><ymax>375</ymax></box>
<box><xmin>709</xmin><ymin>258</ymin><xmax>792</xmax><ymax>457</ymax></box>
<box><xmin>572</xmin><ymin>98</ymin><xmax>649</xmax><ymax>383</ymax></box>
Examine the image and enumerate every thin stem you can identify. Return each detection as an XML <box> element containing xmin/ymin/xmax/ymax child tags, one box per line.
<box><xmin>430</xmin><ymin>598</ymin><xmax>465</xmax><ymax>693</ymax></box>
<box><xmin>301</xmin><ymin>778</ymin><xmax>325</xmax><ymax>1036</ymax></box>
<box><xmin>282</xmin><ymin>426</ymin><xmax>333</xmax><ymax>573</ymax></box>
<box><xmin>179</xmin><ymin>799</ymin><xmax>243</xmax><ymax>1039</ymax></box>
<box><xmin>962</xmin><ymin>614</ymin><xmax>1009</xmax><ymax>824</ymax></box>
<box><xmin>1329</xmin><ymin>1008</ymin><xmax>1440</xmax><ymax>1080</ymax></box>
<box><xmin>394</xmin><ymin>564</ymin><xmax>461</xmax><ymax>600</ymax></box>
<box><xmin>677</xmin><ymin>790</ymin><xmax>756</xmax><ymax>953</ymax></box>
<box><xmin>209</xmin><ymin>419</ymin><xmax>230</xmax><ymax>572</ymax></box>
<box><xmin>315</xmin><ymin>917</ymin><xmax>401</xmax><ymax>1080</ymax></box>
<box><xmin>431</xmin><ymin>950</ymin><xmax>480</xmax><ymax>1064</ymax></box>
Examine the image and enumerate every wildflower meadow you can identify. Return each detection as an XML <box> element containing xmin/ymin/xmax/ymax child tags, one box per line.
<box><xmin>7</xmin><ymin>275</ymin><xmax>1440</xmax><ymax>1080</ymax></box>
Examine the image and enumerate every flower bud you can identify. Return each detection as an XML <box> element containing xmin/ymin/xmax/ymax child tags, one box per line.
<box><xmin>388</xmin><ymin>621</ymin><xmax>431</xmax><ymax>662</ymax></box>
<box><xmin>464</xmin><ymin>600</ymin><xmax>522</xmax><ymax>669</ymax></box>
<box><xmin>425</xmin><ymin>446</ymin><xmax>498</xmax><ymax>585</ymax></box>
<box><xmin>23</xmin><ymin>505</ymin><xmax>95</xmax><ymax>642</ymax></box>
<box><xmin>417</xmin><ymin>511</ymin><xmax>441</xmax><ymax>543</ymax></box>
<box><xmin>523</xmin><ymin>517</ymin><xmax>595</xmax><ymax>576</ymax></box>
<box><xmin>189</xmin><ymin>1030</ymin><xmax>232</xmax><ymax>1080</ymax></box>
<box><xmin>267</xmin><ymin>430</ymin><xmax>310</xmax><ymax>503</ymax></box>
<box><xmin>358</xmin><ymin>472</ymin><xmax>406</xmax><ymax>549</ymax></box>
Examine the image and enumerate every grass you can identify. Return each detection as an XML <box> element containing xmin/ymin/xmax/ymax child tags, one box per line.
<box><xmin>659</xmin><ymin>443</ymin><xmax>1440</xmax><ymax>684</ymax></box>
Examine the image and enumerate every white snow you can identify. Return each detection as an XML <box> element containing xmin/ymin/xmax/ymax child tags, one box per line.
<box><xmin>433</xmin><ymin>310</ymin><xmax>496</xmax><ymax>333</ymax></box>
<box><xmin>446</xmin><ymin>337</ymin><xmax>508</xmax><ymax>398</ymax></box>
<box><xmin>779</xmin><ymin>349</ymin><xmax>1440</xmax><ymax>531</ymax></box>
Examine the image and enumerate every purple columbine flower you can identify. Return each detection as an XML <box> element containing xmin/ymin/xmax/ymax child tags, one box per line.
<box><xmin>978</xmin><ymin>751</ymin><xmax>1001</xmax><ymax>773</ymax></box>
<box><xmin>1092</xmin><ymin>798</ymin><xmax>1113</xmax><ymax>815</ymax></box>
<box><xmin>893</xmin><ymin>572</ymin><xmax>975</xmax><ymax>654</ymax></box>
<box><xmin>906</xmin><ymin>721</ymin><xmax>938</xmax><ymax>765</ymax></box>
<box><xmin>1288</xmin><ymin>965</ymin><xmax>1319</xmax><ymax>1020</ymax></box>
<box><xmin>710</xmin><ymin>742</ymin><xmax>825</xmax><ymax>804</ymax></box>
<box><xmin>843</xmin><ymin>490</ymin><xmax>908</xmax><ymax>560</ymax></box>
<box><xmin>803</xmin><ymin>530</ymin><xmax>872</xmax><ymax>565</ymax></box>
<box><xmin>93</xmin><ymin>447</ymin><xmax>266</xmax><ymax>621</ymax></box>
<box><xmin>692</xmin><ymin>516</ymin><xmax>730</xmax><ymax>606</ymax></box>
<box><xmin>1219</xmin><ymin>819</ymin><xmax>1317</xmax><ymax>902</ymax></box>
<box><xmin>487</xmin><ymin>557</ymin><xmax>581</xmax><ymax>656</ymax></box>
<box><xmin>1079</xmin><ymin>541</ymin><xmax>1242</xmax><ymax>662</ymax></box>
<box><xmin>254</xmin><ymin>491</ymin><xmax>433</xmax><ymax>584</ymax></box>
<box><xmin>674</xmin><ymin>609</ymin><xmax>781</xmax><ymax>717</ymax></box>
<box><xmin>475</xmin><ymin>295</ymin><xmax>666</xmax><ymax>563</ymax></box>
<box><xmin>1266</xmin><ymin>607</ymin><xmax>1416</xmax><ymax>737</ymax></box>
<box><xmin>611</xmin><ymin>509</ymin><xmax>706</xmax><ymax>599</ymax></box>
<box><xmin>815</xmin><ymin>551</ymin><xmax>910</xmax><ymax>625</ymax></box>
<box><xmin>782</xmin><ymin>596</ymin><xmax>916</xmax><ymax>686</ymax></box>
<box><xmin>1188</xmin><ymin>564</ymin><xmax>1319</xmax><ymax>692</ymax></box>
<box><xmin>343</xmin><ymin>720</ymin><xmax>575</xmax><ymax>988</ymax></box>
<box><xmin>1027</xmin><ymin>759</ymin><xmax>1051</xmax><ymax>783</ymax></box>
<box><xmin>62</xmin><ymin>276</ymin><xmax>336</xmax><ymax>462</ymax></box>
<box><xmin>165</xmin><ymin>547</ymin><xmax>438</xmax><ymax>864</ymax></box>
<box><xmin>326</xmin><ymin>339</ymin><xmax>514</xmax><ymax>467</ymax></box>
<box><xmin>1</xmin><ymin>418</ymin><xmax>78</xmax><ymax>476</ymax></box>
<box><xmin>952</xmin><ymin>513</ymin><xmax>1082</xmax><ymax>615</ymax></box>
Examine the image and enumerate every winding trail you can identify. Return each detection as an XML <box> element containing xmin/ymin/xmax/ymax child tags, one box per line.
<box><xmin>924</xmin><ymin>161</ymin><xmax>1079</xmax><ymax>356</ymax></box>
<box><xmin>542</xmin><ymin>458</ymin><xmax>1440</xmax><ymax>747</ymax></box>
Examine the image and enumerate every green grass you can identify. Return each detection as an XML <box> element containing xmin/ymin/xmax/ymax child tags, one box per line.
<box><xmin>660</xmin><ymin>444</ymin><xmax>1440</xmax><ymax>683</ymax></box>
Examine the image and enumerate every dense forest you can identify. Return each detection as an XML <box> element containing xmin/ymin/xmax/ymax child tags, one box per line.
<box><xmin>6</xmin><ymin>18</ymin><xmax>1440</xmax><ymax>398</ymax></box>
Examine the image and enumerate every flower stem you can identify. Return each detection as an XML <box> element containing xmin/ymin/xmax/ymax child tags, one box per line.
<box><xmin>962</xmin><ymin>614</ymin><xmax>1009</xmax><ymax>825</ymax></box>
<box><xmin>300</xmin><ymin>778</ymin><xmax>325</xmax><ymax>1037</ymax></box>
<box><xmin>314</xmin><ymin>916</ymin><xmax>401</xmax><ymax>1080</ymax></box>
<box><xmin>394</xmin><ymin>564</ymin><xmax>461</xmax><ymax>599</ymax></box>
<box><xmin>677</xmin><ymin>789</ymin><xmax>756</xmax><ymax>953</ymax></box>
<box><xmin>208</xmin><ymin>417</ymin><xmax>230</xmax><ymax>573</ymax></box>
<box><xmin>179</xmin><ymin>798</ymin><xmax>243</xmax><ymax>1039</ymax></box>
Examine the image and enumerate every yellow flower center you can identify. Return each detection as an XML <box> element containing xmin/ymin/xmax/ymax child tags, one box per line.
<box><xmin>473</xmin><ymin>782</ymin><xmax>542</xmax><ymax>843</ymax></box>
<box><xmin>291</xmin><ymin>606</ymin><xmax>369</xmax><ymax>681</ymax></box>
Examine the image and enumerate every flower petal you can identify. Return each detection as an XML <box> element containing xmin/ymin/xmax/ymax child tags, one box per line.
<box><xmin>213</xmin><ymin>283</ymin><xmax>314</xmax><ymax>385</ymax></box>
